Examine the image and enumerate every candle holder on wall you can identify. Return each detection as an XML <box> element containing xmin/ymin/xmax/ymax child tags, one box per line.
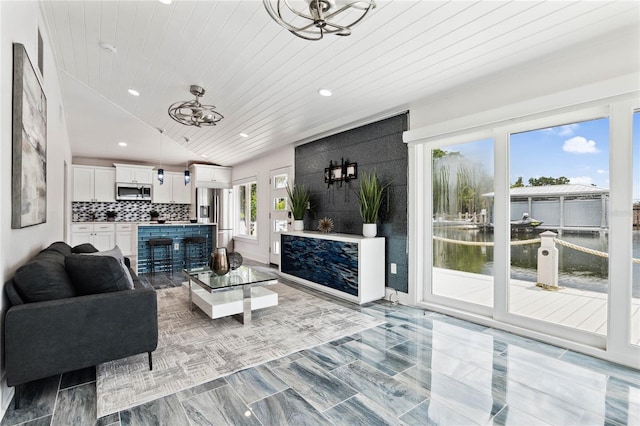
<box><xmin>325</xmin><ymin>158</ymin><xmax>357</xmax><ymax>188</ymax></box>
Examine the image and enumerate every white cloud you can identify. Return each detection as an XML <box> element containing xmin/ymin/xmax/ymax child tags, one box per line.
<box><xmin>570</xmin><ymin>176</ymin><xmax>593</xmax><ymax>185</ymax></box>
<box><xmin>563</xmin><ymin>136</ymin><xmax>599</xmax><ymax>154</ymax></box>
<box><xmin>543</xmin><ymin>124</ymin><xmax>579</xmax><ymax>136</ymax></box>
<box><xmin>597</xmin><ymin>169</ymin><xmax>606</xmax><ymax>174</ymax></box>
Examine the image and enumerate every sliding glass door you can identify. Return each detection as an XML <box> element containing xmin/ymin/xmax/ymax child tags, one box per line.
<box><xmin>508</xmin><ymin>118</ymin><xmax>610</xmax><ymax>339</ymax></box>
<box><xmin>429</xmin><ymin>138</ymin><xmax>495</xmax><ymax>313</ymax></box>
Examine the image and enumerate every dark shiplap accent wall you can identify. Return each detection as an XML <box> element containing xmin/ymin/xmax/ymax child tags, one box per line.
<box><xmin>294</xmin><ymin>113</ymin><xmax>409</xmax><ymax>293</ymax></box>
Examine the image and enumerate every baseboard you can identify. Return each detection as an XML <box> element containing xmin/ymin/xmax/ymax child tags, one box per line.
<box><xmin>384</xmin><ymin>287</ymin><xmax>410</xmax><ymax>306</ymax></box>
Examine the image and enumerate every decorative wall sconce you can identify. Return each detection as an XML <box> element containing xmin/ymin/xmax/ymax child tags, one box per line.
<box><xmin>325</xmin><ymin>158</ymin><xmax>357</xmax><ymax>188</ymax></box>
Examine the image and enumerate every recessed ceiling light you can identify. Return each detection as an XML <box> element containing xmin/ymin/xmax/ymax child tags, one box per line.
<box><xmin>158</xmin><ymin>0</ymin><xmax>172</xmax><ymax>4</ymax></box>
<box><xmin>128</xmin><ymin>89</ymin><xmax>140</xmax><ymax>96</ymax></box>
<box><xmin>200</xmin><ymin>154</ymin><xmax>208</xmax><ymax>158</ymax></box>
<box><xmin>99</xmin><ymin>42</ymin><xmax>117</xmax><ymax>54</ymax></box>
<box><xmin>118</xmin><ymin>141</ymin><xmax>128</xmax><ymax>147</ymax></box>
<box><xmin>318</xmin><ymin>88</ymin><xmax>332</xmax><ymax>97</ymax></box>
<box><xmin>239</xmin><ymin>133</ymin><xmax>249</xmax><ymax>138</ymax></box>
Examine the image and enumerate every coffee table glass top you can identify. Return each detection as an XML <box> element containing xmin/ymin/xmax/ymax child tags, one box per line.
<box><xmin>183</xmin><ymin>265</ymin><xmax>278</xmax><ymax>292</ymax></box>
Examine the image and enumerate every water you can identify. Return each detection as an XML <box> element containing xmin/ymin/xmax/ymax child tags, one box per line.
<box><xmin>433</xmin><ymin>227</ymin><xmax>640</xmax><ymax>297</ymax></box>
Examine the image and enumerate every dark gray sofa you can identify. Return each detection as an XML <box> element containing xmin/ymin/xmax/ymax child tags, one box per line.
<box><xmin>4</xmin><ymin>241</ymin><xmax>158</xmax><ymax>408</ymax></box>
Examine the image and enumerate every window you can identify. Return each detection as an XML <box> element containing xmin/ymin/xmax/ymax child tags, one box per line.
<box><xmin>234</xmin><ymin>179</ymin><xmax>258</xmax><ymax>238</ymax></box>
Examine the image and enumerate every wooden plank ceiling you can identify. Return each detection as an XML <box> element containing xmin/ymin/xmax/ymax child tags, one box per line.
<box><xmin>40</xmin><ymin>1</ymin><xmax>639</xmax><ymax>166</ymax></box>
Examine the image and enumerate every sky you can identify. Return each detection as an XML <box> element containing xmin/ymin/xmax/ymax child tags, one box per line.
<box><xmin>441</xmin><ymin>113</ymin><xmax>640</xmax><ymax>202</ymax></box>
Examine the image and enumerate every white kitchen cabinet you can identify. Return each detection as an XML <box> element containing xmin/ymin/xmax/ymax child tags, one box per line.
<box><xmin>153</xmin><ymin>172</ymin><xmax>191</xmax><ymax>204</ymax></box>
<box><xmin>116</xmin><ymin>223</ymin><xmax>135</xmax><ymax>256</ymax></box>
<box><xmin>71</xmin><ymin>223</ymin><xmax>115</xmax><ymax>251</ymax></box>
<box><xmin>114</xmin><ymin>164</ymin><xmax>154</xmax><ymax>184</ymax></box>
<box><xmin>72</xmin><ymin>166</ymin><xmax>115</xmax><ymax>202</ymax></box>
<box><xmin>190</xmin><ymin>164</ymin><xmax>231</xmax><ymax>188</ymax></box>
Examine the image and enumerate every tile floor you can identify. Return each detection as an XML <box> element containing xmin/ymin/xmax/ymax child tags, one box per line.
<box><xmin>1</xmin><ymin>268</ymin><xmax>639</xmax><ymax>426</ymax></box>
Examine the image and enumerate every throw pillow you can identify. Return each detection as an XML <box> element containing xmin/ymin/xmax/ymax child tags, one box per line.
<box><xmin>46</xmin><ymin>241</ymin><xmax>72</xmax><ymax>256</ymax></box>
<box><xmin>81</xmin><ymin>246</ymin><xmax>135</xmax><ymax>289</ymax></box>
<box><xmin>13</xmin><ymin>257</ymin><xmax>77</xmax><ymax>303</ymax></box>
<box><xmin>65</xmin><ymin>255</ymin><xmax>131</xmax><ymax>295</ymax></box>
<box><xmin>71</xmin><ymin>243</ymin><xmax>99</xmax><ymax>254</ymax></box>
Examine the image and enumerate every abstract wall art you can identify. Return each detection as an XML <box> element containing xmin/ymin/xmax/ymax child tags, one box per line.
<box><xmin>12</xmin><ymin>43</ymin><xmax>47</xmax><ymax>228</ymax></box>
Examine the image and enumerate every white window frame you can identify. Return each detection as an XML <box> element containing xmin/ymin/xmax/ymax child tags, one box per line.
<box><xmin>406</xmin><ymin>92</ymin><xmax>640</xmax><ymax>368</ymax></box>
<box><xmin>233</xmin><ymin>177</ymin><xmax>258</xmax><ymax>241</ymax></box>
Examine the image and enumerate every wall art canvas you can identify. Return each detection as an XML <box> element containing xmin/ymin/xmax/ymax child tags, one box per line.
<box><xmin>12</xmin><ymin>43</ymin><xmax>47</xmax><ymax>228</ymax></box>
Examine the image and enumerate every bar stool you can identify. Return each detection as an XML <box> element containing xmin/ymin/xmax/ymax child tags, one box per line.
<box><xmin>149</xmin><ymin>238</ymin><xmax>173</xmax><ymax>274</ymax></box>
<box><xmin>184</xmin><ymin>236</ymin><xmax>208</xmax><ymax>269</ymax></box>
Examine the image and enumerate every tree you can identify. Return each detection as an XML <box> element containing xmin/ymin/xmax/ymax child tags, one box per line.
<box><xmin>528</xmin><ymin>176</ymin><xmax>570</xmax><ymax>186</ymax></box>
<box><xmin>511</xmin><ymin>177</ymin><xmax>524</xmax><ymax>188</ymax></box>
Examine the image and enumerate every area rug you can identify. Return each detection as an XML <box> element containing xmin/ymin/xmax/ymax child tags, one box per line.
<box><xmin>96</xmin><ymin>283</ymin><xmax>384</xmax><ymax>417</ymax></box>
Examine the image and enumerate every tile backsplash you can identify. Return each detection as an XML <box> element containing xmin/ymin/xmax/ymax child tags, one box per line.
<box><xmin>72</xmin><ymin>201</ymin><xmax>191</xmax><ymax>222</ymax></box>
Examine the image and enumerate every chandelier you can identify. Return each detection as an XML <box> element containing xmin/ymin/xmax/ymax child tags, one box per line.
<box><xmin>168</xmin><ymin>85</ymin><xmax>223</xmax><ymax>127</ymax></box>
<box><xmin>263</xmin><ymin>0</ymin><xmax>376</xmax><ymax>41</ymax></box>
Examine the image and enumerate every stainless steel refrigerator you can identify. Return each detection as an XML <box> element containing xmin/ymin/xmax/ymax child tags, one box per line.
<box><xmin>195</xmin><ymin>188</ymin><xmax>234</xmax><ymax>252</ymax></box>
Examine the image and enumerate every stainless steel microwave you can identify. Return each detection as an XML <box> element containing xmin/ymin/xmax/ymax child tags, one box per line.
<box><xmin>116</xmin><ymin>183</ymin><xmax>152</xmax><ymax>201</ymax></box>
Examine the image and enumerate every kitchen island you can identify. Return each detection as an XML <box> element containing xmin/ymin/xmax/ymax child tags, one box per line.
<box><xmin>137</xmin><ymin>223</ymin><xmax>216</xmax><ymax>274</ymax></box>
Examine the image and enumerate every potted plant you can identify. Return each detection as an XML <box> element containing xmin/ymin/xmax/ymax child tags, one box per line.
<box><xmin>149</xmin><ymin>210</ymin><xmax>160</xmax><ymax>221</ymax></box>
<box><xmin>105</xmin><ymin>211</ymin><xmax>117</xmax><ymax>222</ymax></box>
<box><xmin>357</xmin><ymin>171</ymin><xmax>389</xmax><ymax>237</ymax></box>
<box><xmin>286</xmin><ymin>184</ymin><xmax>311</xmax><ymax>231</ymax></box>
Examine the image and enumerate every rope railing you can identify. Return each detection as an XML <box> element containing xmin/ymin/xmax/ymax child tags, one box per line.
<box><xmin>432</xmin><ymin>235</ymin><xmax>640</xmax><ymax>264</ymax></box>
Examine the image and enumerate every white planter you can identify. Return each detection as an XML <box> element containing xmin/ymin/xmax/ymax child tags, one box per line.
<box><xmin>293</xmin><ymin>220</ymin><xmax>304</xmax><ymax>231</ymax></box>
<box><xmin>362</xmin><ymin>223</ymin><xmax>377</xmax><ymax>238</ymax></box>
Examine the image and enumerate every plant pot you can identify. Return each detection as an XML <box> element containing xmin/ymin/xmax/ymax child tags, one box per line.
<box><xmin>293</xmin><ymin>220</ymin><xmax>304</xmax><ymax>231</ymax></box>
<box><xmin>106</xmin><ymin>217</ymin><xmax>115</xmax><ymax>222</ymax></box>
<box><xmin>362</xmin><ymin>223</ymin><xmax>377</xmax><ymax>238</ymax></box>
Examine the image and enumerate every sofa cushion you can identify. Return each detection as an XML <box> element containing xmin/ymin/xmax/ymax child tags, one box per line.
<box><xmin>65</xmin><ymin>255</ymin><xmax>131</xmax><ymax>295</ymax></box>
<box><xmin>71</xmin><ymin>243</ymin><xmax>99</xmax><ymax>254</ymax></box>
<box><xmin>80</xmin><ymin>246</ymin><xmax>134</xmax><ymax>289</ymax></box>
<box><xmin>46</xmin><ymin>242</ymin><xmax>72</xmax><ymax>256</ymax></box>
<box><xmin>13</xmin><ymin>255</ymin><xmax>76</xmax><ymax>303</ymax></box>
<box><xmin>5</xmin><ymin>280</ymin><xmax>25</xmax><ymax>305</ymax></box>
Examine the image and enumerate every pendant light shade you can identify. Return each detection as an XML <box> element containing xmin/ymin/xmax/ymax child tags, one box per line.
<box><xmin>183</xmin><ymin>137</ymin><xmax>191</xmax><ymax>185</ymax></box>
<box><xmin>158</xmin><ymin>129</ymin><xmax>165</xmax><ymax>185</ymax></box>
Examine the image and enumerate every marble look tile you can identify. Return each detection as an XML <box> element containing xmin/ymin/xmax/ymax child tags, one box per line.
<box><xmin>338</xmin><ymin>339</ymin><xmax>416</xmax><ymax>376</ymax></box>
<box><xmin>329</xmin><ymin>336</ymin><xmax>354</xmax><ymax>346</ymax></box>
<box><xmin>0</xmin><ymin>376</ymin><xmax>59</xmax><ymax>426</ymax></box>
<box><xmin>181</xmin><ymin>384</ymin><xmax>260</xmax><ymax>426</ymax></box>
<box><xmin>559</xmin><ymin>350</ymin><xmax>640</xmax><ymax>387</ymax></box>
<box><xmin>120</xmin><ymin>395</ymin><xmax>190</xmax><ymax>426</ymax></box>
<box><xmin>250</xmin><ymin>388</ymin><xmax>330</xmax><ymax>426</ymax></box>
<box><xmin>502</xmin><ymin>380</ymin><xmax>608</xmax><ymax>425</ymax></box>
<box><xmin>176</xmin><ymin>377</ymin><xmax>227</xmax><ymax>401</ymax></box>
<box><xmin>387</xmin><ymin>339</ymin><xmax>433</xmax><ymax>365</ymax></box>
<box><xmin>490</xmin><ymin>406</ymin><xmax>554</xmax><ymax>426</ymax></box>
<box><xmin>263</xmin><ymin>352</ymin><xmax>304</xmax><ymax>369</ymax></box>
<box><xmin>390</xmin><ymin>322</ymin><xmax>434</xmax><ymax>342</ymax></box>
<box><xmin>396</xmin><ymin>355</ymin><xmax>479</xmax><ymax>395</ymax></box>
<box><xmin>302</xmin><ymin>343</ymin><xmax>357</xmax><ymax>371</ymax></box>
<box><xmin>428</xmin><ymin>314</ymin><xmax>489</xmax><ymax>333</ymax></box>
<box><xmin>323</xmin><ymin>395</ymin><xmax>396</xmax><ymax>426</ymax></box>
<box><xmin>403</xmin><ymin>369</ymin><xmax>505</xmax><ymax>424</ymax></box>
<box><xmin>352</xmin><ymin>325</ymin><xmax>408</xmax><ymax>349</ymax></box>
<box><xmin>51</xmin><ymin>383</ymin><xmax>96</xmax><ymax>426</ymax></box>
<box><xmin>330</xmin><ymin>360</ymin><xmax>426</xmax><ymax>417</ymax></box>
<box><xmin>602</xmin><ymin>377</ymin><xmax>640</xmax><ymax>426</ymax></box>
<box><xmin>272</xmin><ymin>357</ymin><xmax>357</xmax><ymax>411</ymax></box>
<box><xmin>60</xmin><ymin>367</ymin><xmax>96</xmax><ymax>389</ymax></box>
<box><xmin>21</xmin><ymin>416</ymin><xmax>52</xmax><ymax>426</ymax></box>
<box><xmin>399</xmin><ymin>398</ymin><xmax>481</xmax><ymax>426</ymax></box>
<box><xmin>501</xmin><ymin>345</ymin><xmax>609</xmax><ymax>391</ymax></box>
<box><xmin>481</xmin><ymin>328</ymin><xmax>567</xmax><ymax>359</ymax></box>
<box><xmin>225</xmin><ymin>365</ymin><xmax>289</xmax><ymax>405</ymax></box>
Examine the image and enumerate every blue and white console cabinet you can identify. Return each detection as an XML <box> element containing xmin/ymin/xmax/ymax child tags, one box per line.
<box><xmin>280</xmin><ymin>231</ymin><xmax>385</xmax><ymax>304</ymax></box>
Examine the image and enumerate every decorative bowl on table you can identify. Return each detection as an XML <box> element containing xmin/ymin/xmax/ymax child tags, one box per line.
<box><xmin>156</xmin><ymin>219</ymin><xmax>166</xmax><ymax>224</ymax></box>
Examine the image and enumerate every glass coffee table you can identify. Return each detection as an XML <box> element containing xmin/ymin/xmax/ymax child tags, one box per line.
<box><xmin>183</xmin><ymin>265</ymin><xmax>278</xmax><ymax>325</ymax></box>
